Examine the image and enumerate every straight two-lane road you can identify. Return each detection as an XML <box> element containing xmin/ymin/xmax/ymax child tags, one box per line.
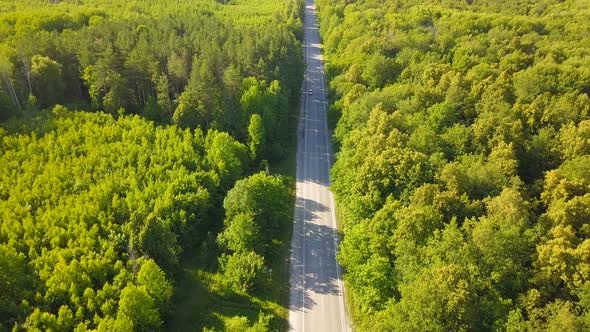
<box><xmin>288</xmin><ymin>0</ymin><xmax>349</xmax><ymax>331</ymax></box>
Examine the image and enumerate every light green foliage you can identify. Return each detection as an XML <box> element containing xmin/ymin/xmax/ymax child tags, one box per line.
<box><xmin>0</xmin><ymin>0</ymin><xmax>303</xmax><ymax>330</ymax></box>
<box><xmin>468</xmin><ymin>188</ymin><xmax>536</xmax><ymax>299</ymax></box>
<box><xmin>240</xmin><ymin>78</ymin><xmax>284</xmax><ymax>159</ymax></box>
<box><xmin>221</xmin><ymin>251</ymin><xmax>265</xmax><ymax>293</ymax></box>
<box><xmin>217</xmin><ymin>171</ymin><xmax>291</xmax><ymax>306</ymax></box>
<box><xmin>220</xmin><ymin>312</ymin><xmax>272</xmax><ymax>332</ymax></box>
<box><xmin>206</xmin><ymin>130</ymin><xmax>249</xmax><ymax>188</ymax></box>
<box><xmin>96</xmin><ymin>315</ymin><xmax>134</xmax><ymax>332</ymax></box>
<box><xmin>223</xmin><ymin>172</ymin><xmax>291</xmax><ymax>255</ymax></box>
<box><xmin>0</xmin><ymin>109</ymin><xmax>219</xmax><ymax>329</ymax></box>
<box><xmin>558</xmin><ymin>120</ymin><xmax>590</xmax><ymax>160</ymax></box>
<box><xmin>23</xmin><ymin>308</ymin><xmax>58</xmax><ymax>331</ymax></box>
<box><xmin>535</xmin><ymin>156</ymin><xmax>590</xmax><ymax>293</ymax></box>
<box><xmin>137</xmin><ymin>259</ymin><xmax>173</xmax><ymax>306</ymax></box>
<box><xmin>505</xmin><ymin>299</ymin><xmax>588</xmax><ymax>332</ymax></box>
<box><xmin>248</xmin><ymin>113</ymin><xmax>264</xmax><ymax>161</ymax></box>
<box><xmin>117</xmin><ymin>284</ymin><xmax>161</xmax><ymax>331</ymax></box>
<box><xmin>56</xmin><ymin>305</ymin><xmax>74</xmax><ymax>331</ymax></box>
<box><xmin>218</xmin><ymin>212</ymin><xmax>260</xmax><ymax>253</ymax></box>
<box><xmin>362</xmin><ymin>54</ymin><xmax>401</xmax><ymax>89</ymax></box>
<box><xmin>317</xmin><ymin>0</ymin><xmax>590</xmax><ymax>329</ymax></box>
<box><xmin>224</xmin><ymin>316</ymin><xmax>250</xmax><ymax>331</ymax></box>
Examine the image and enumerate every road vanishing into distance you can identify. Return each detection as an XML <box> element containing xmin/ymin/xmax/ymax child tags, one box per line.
<box><xmin>288</xmin><ymin>0</ymin><xmax>350</xmax><ymax>331</ymax></box>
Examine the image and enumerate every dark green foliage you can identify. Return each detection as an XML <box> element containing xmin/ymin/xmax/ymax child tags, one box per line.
<box><xmin>30</xmin><ymin>55</ymin><xmax>64</xmax><ymax>108</ymax></box>
<box><xmin>0</xmin><ymin>0</ymin><xmax>303</xmax><ymax>330</ymax></box>
<box><xmin>0</xmin><ymin>0</ymin><xmax>303</xmax><ymax>157</ymax></box>
<box><xmin>318</xmin><ymin>0</ymin><xmax>590</xmax><ymax>329</ymax></box>
<box><xmin>0</xmin><ymin>91</ymin><xmax>16</xmax><ymax>122</ymax></box>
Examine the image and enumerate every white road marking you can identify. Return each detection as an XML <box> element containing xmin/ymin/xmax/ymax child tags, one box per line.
<box><xmin>288</xmin><ymin>0</ymin><xmax>349</xmax><ymax>331</ymax></box>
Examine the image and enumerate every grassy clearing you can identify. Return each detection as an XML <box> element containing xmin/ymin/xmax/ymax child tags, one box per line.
<box><xmin>167</xmin><ymin>257</ymin><xmax>290</xmax><ymax>331</ymax></box>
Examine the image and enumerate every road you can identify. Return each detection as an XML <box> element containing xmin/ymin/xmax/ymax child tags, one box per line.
<box><xmin>288</xmin><ymin>0</ymin><xmax>349</xmax><ymax>331</ymax></box>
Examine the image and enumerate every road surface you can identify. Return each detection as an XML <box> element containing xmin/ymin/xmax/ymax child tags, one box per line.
<box><xmin>288</xmin><ymin>0</ymin><xmax>349</xmax><ymax>331</ymax></box>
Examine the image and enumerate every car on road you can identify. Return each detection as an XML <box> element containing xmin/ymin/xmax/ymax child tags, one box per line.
<box><xmin>308</xmin><ymin>88</ymin><xmax>313</xmax><ymax>95</ymax></box>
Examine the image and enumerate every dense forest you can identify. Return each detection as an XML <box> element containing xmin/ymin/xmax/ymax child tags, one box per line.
<box><xmin>0</xmin><ymin>0</ymin><xmax>302</xmax><ymax>330</ymax></box>
<box><xmin>317</xmin><ymin>0</ymin><xmax>590</xmax><ymax>330</ymax></box>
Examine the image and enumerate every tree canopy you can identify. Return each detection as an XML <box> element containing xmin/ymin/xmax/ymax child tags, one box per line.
<box><xmin>317</xmin><ymin>0</ymin><xmax>590</xmax><ymax>329</ymax></box>
<box><xmin>0</xmin><ymin>0</ymin><xmax>302</xmax><ymax>330</ymax></box>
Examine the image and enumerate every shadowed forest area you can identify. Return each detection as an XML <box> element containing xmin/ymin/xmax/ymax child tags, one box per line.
<box><xmin>317</xmin><ymin>0</ymin><xmax>590</xmax><ymax>330</ymax></box>
<box><xmin>0</xmin><ymin>0</ymin><xmax>303</xmax><ymax>330</ymax></box>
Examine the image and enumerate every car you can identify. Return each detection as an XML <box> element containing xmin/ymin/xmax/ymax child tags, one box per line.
<box><xmin>308</xmin><ymin>89</ymin><xmax>313</xmax><ymax>95</ymax></box>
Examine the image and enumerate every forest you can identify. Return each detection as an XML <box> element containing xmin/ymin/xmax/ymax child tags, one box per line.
<box><xmin>317</xmin><ymin>0</ymin><xmax>590</xmax><ymax>330</ymax></box>
<box><xmin>0</xmin><ymin>0</ymin><xmax>302</xmax><ymax>331</ymax></box>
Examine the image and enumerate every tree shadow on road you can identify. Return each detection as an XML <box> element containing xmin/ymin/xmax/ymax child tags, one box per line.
<box><xmin>289</xmin><ymin>197</ymin><xmax>343</xmax><ymax>313</ymax></box>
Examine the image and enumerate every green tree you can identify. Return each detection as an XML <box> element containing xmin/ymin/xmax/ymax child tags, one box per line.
<box><xmin>218</xmin><ymin>212</ymin><xmax>260</xmax><ymax>253</ymax></box>
<box><xmin>223</xmin><ymin>172</ymin><xmax>290</xmax><ymax>250</ymax></box>
<box><xmin>173</xmin><ymin>89</ymin><xmax>200</xmax><ymax>129</ymax></box>
<box><xmin>362</xmin><ymin>54</ymin><xmax>400</xmax><ymax>89</ymax></box>
<box><xmin>0</xmin><ymin>91</ymin><xmax>16</xmax><ymax>122</ymax></box>
<box><xmin>117</xmin><ymin>285</ymin><xmax>161</xmax><ymax>332</ymax></box>
<box><xmin>136</xmin><ymin>217</ymin><xmax>179</xmax><ymax>273</ymax></box>
<box><xmin>23</xmin><ymin>308</ymin><xmax>58</xmax><ymax>331</ymax></box>
<box><xmin>137</xmin><ymin>259</ymin><xmax>173</xmax><ymax>306</ymax></box>
<box><xmin>248</xmin><ymin>113</ymin><xmax>264</xmax><ymax>161</ymax></box>
<box><xmin>468</xmin><ymin>188</ymin><xmax>535</xmax><ymax>297</ymax></box>
<box><xmin>96</xmin><ymin>315</ymin><xmax>134</xmax><ymax>332</ymax></box>
<box><xmin>156</xmin><ymin>74</ymin><xmax>172</xmax><ymax>120</ymax></box>
<box><xmin>0</xmin><ymin>245</ymin><xmax>33</xmax><ymax>326</ymax></box>
<box><xmin>221</xmin><ymin>251</ymin><xmax>264</xmax><ymax>293</ymax></box>
<box><xmin>221</xmin><ymin>64</ymin><xmax>243</xmax><ymax>136</ymax></box>
<box><xmin>30</xmin><ymin>55</ymin><xmax>64</xmax><ymax>108</ymax></box>
<box><xmin>205</xmin><ymin>130</ymin><xmax>248</xmax><ymax>188</ymax></box>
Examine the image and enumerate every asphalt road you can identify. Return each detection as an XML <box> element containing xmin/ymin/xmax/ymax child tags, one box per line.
<box><xmin>288</xmin><ymin>0</ymin><xmax>349</xmax><ymax>331</ymax></box>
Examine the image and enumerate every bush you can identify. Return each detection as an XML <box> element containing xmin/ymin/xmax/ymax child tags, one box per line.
<box><xmin>221</xmin><ymin>251</ymin><xmax>265</xmax><ymax>293</ymax></box>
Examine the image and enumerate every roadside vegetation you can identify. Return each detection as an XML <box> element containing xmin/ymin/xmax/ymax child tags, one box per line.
<box><xmin>317</xmin><ymin>0</ymin><xmax>590</xmax><ymax>330</ymax></box>
<box><xmin>0</xmin><ymin>0</ymin><xmax>303</xmax><ymax>330</ymax></box>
